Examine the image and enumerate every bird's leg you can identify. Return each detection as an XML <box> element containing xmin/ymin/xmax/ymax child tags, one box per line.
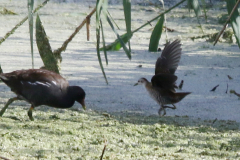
<box><xmin>158</xmin><ymin>106</ymin><xmax>166</xmax><ymax>116</ymax></box>
<box><xmin>28</xmin><ymin>105</ymin><xmax>34</xmax><ymax>121</ymax></box>
<box><xmin>162</xmin><ymin>104</ymin><xmax>177</xmax><ymax>110</ymax></box>
<box><xmin>0</xmin><ymin>97</ymin><xmax>19</xmax><ymax>117</ymax></box>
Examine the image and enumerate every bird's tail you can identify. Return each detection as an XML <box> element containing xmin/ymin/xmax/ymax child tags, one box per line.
<box><xmin>175</xmin><ymin>92</ymin><xmax>191</xmax><ymax>101</ymax></box>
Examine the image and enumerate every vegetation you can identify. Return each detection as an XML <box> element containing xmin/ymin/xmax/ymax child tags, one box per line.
<box><xmin>0</xmin><ymin>107</ymin><xmax>240</xmax><ymax>159</ymax></box>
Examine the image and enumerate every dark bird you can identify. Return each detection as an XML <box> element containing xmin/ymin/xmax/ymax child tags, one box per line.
<box><xmin>0</xmin><ymin>69</ymin><xmax>86</xmax><ymax>121</ymax></box>
<box><xmin>134</xmin><ymin>39</ymin><xmax>191</xmax><ymax>116</ymax></box>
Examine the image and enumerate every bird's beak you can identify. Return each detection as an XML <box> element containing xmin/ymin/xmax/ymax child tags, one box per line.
<box><xmin>134</xmin><ymin>83</ymin><xmax>138</xmax><ymax>86</ymax></box>
<box><xmin>80</xmin><ymin>99</ymin><xmax>86</xmax><ymax>110</ymax></box>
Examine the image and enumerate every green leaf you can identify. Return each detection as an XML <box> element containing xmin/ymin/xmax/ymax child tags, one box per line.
<box><xmin>148</xmin><ymin>15</ymin><xmax>164</xmax><ymax>52</ymax></box>
<box><xmin>28</xmin><ymin>0</ymin><xmax>34</xmax><ymax>68</ymax></box>
<box><xmin>226</xmin><ymin>0</ymin><xmax>240</xmax><ymax>48</ymax></box>
<box><xmin>123</xmin><ymin>0</ymin><xmax>132</xmax><ymax>52</ymax></box>
<box><xmin>100</xmin><ymin>33</ymin><xmax>132</xmax><ymax>52</ymax></box>
<box><xmin>106</xmin><ymin>16</ymin><xmax>131</xmax><ymax>59</ymax></box>
<box><xmin>36</xmin><ymin>14</ymin><xmax>59</xmax><ymax>73</ymax></box>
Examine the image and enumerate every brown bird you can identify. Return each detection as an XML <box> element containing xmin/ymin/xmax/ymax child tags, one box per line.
<box><xmin>0</xmin><ymin>69</ymin><xmax>86</xmax><ymax>121</ymax></box>
<box><xmin>134</xmin><ymin>39</ymin><xmax>191</xmax><ymax>116</ymax></box>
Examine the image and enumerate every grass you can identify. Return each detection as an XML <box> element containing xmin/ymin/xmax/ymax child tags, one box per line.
<box><xmin>0</xmin><ymin>105</ymin><xmax>240</xmax><ymax>159</ymax></box>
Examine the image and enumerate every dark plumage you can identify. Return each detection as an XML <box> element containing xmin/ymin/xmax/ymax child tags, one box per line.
<box><xmin>0</xmin><ymin>69</ymin><xmax>86</xmax><ymax>121</ymax></box>
<box><xmin>134</xmin><ymin>39</ymin><xmax>191</xmax><ymax>116</ymax></box>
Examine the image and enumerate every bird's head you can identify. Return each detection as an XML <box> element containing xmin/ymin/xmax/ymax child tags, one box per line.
<box><xmin>71</xmin><ymin>86</ymin><xmax>86</xmax><ymax>110</ymax></box>
<box><xmin>134</xmin><ymin>78</ymin><xmax>149</xmax><ymax>86</ymax></box>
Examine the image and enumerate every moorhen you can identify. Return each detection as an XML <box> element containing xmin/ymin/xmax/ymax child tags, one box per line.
<box><xmin>134</xmin><ymin>39</ymin><xmax>191</xmax><ymax>116</ymax></box>
<box><xmin>0</xmin><ymin>69</ymin><xmax>86</xmax><ymax>121</ymax></box>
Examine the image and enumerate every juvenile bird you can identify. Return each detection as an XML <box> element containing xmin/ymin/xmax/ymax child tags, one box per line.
<box><xmin>134</xmin><ymin>39</ymin><xmax>191</xmax><ymax>116</ymax></box>
<box><xmin>0</xmin><ymin>69</ymin><xmax>86</xmax><ymax>121</ymax></box>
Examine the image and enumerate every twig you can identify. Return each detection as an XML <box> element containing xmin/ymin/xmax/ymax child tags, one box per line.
<box><xmin>230</xmin><ymin>90</ymin><xmax>240</xmax><ymax>98</ymax></box>
<box><xmin>227</xmin><ymin>75</ymin><xmax>233</xmax><ymax>80</ymax></box>
<box><xmin>210</xmin><ymin>85</ymin><xmax>219</xmax><ymax>92</ymax></box>
<box><xmin>86</xmin><ymin>15</ymin><xmax>91</xmax><ymax>41</ymax></box>
<box><xmin>178</xmin><ymin>80</ymin><xmax>184</xmax><ymax>89</ymax></box>
<box><xmin>212</xmin><ymin>118</ymin><xmax>217</xmax><ymax>124</ymax></box>
<box><xmin>213</xmin><ymin>0</ymin><xmax>240</xmax><ymax>46</ymax></box>
<box><xmin>164</xmin><ymin>26</ymin><xmax>175</xmax><ymax>32</ymax></box>
<box><xmin>100</xmin><ymin>142</ymin><xmax>107</xmax><ymax>160</ymax></box>
<box><xmin>53</xmin><ymin>7</ymin><xmax>96</xmax><ymax>56</ymax></box>
<box><xmin>0</xmin><ymin>156</ymin><xmax>12</xmax><ymax>160</ymax></box>
<box><xmin>226</xmin><ymin>83</ymin><xmax>228</xmax><ymax>94</ymax></box>
<box><xmin>0</xmin><ymin>0</ymin><xmax>50</xmax><ymax>45</ymax></box>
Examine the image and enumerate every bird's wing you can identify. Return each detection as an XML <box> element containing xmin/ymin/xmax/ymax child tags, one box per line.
<box><xmin>151</xmin><ymin>73</ymin><xmax>177</xmax><ymax>91</ymax></box>
<box><xmin>155</xmin><ymin>39</ymin><xmax>182</xmax><ymax>75</ymax></box>
<box><xmin>20</xmin><ymin>69</ymin><xmax>69</xmax><ymax>90</ymax></box>
<box><xmin>1</xmin><ymin>69</ymin><xmax>68</xmax><ymax>93</ymax></box>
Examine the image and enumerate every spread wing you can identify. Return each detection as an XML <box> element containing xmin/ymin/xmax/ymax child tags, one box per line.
<box><xmin>155</xmin><ymin>39</ymin><xmax>182</xmax><ymax>75</ymax></box>
<box><xmin>151</xmin><ymin>73</ymin><xmax>177</xmax><ymax>91</ymax></box>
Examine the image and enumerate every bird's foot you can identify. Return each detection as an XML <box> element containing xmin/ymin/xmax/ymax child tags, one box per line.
<box><xmin>158</xmin><ymin>107</ymin><xmax>166</xmax><ymax>116</ymax></box>
<box><xmin>162</xmin><ymin>104</ymin><xmax>177</xmax><ymax>110</ymax></box>
<box><xmin>0</xmin><ymin>97</ymin><xmax>19</xmax><ymax>117</ymax></box>
<box><xmin>28</xmin><ymin>106</ymin><xmax>34</xmax><ymax>121</ymax></box>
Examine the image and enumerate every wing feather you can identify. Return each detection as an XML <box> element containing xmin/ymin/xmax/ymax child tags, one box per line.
<box><xmin>155</xmin><ymin>39</ymin><xmax>182</xmax><ymax>75</ymax></box>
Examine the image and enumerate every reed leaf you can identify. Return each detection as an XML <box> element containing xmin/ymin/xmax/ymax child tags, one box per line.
<box><xmin>106</xmin><ymin>16</ymin><xmax>131</xmax><ymax>59</ymax></box>
<box><xmin>187</xmin><ymin>0</ymin><xmax>203</xmax><ymax>33</ymax></box>
<box><xmin>36</xmin><ymin>14</ymin><xmax>59</xmax><ymax>73</ymax></box>
<box><xmin>28</xmin><ymin>0</ymin><xmax>34</xmax><ymax>68</ymax></box>
<box><xmin>149</xmin><ymin>15</ymin><xmax>164</xmax><ymax>52</ymax></box>
<box><xmin>100</xmin><ymin>19</ymin><xmax>108</xmax><ymax>65</ymax></box>
<box><xmin>96</xmin><ymin>0</ymin><xmax>108</xmax><ymax>84</ymax></box>
<box><xmin>102</xmin><ymin>0</ymin><xmax>186</xmax><ymax>52</ymax></box>
<box><xmin>226</xmin><ymin>0</ymin><xmax>240</xmax><ymax>47</ymax></box>
<box><xmin>0</xmin><ymin>64</ymin><xmax>2</xmax><ymax>74</ymax></box>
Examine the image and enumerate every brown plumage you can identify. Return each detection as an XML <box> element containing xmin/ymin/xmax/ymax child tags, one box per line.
<box><xmin>0</xmin><ymin>69</ymin><xmax>86</xmax><ymax>121</ymax></box>
<box><xmin>134</xmin><ymin>39</ymin><xmax>191</xmax><ymax>116</ymax></box>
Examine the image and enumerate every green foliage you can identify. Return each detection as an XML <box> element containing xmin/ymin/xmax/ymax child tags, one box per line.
<box><xmin>148</xmin><ymin>15</ymin><xmax>164</xmax><ymax>52</ymax></box>
<box><xmin>226</xmin><ymin>0</ymin><xmax>240</xmax><ymax>48</ymax></box>
<box><xmin>35</xmin><ymin>14</ymin><xmax>59</xmax><ymax>74</ymax></box>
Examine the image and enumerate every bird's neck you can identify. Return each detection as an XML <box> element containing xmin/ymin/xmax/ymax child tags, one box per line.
<box><xmin>144</xmin><ymin>80</ymin><xmax>152</xmax><ymax>90</ymax></box>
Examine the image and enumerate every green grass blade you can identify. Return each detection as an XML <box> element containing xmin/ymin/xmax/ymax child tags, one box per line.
<box><xmin>36</xmin><ymin>14</ymin><xmax>59</xmax><ymax>73</ymax></box>
<box><xmin>106</xmin><ymin>16</ymin><xmax>131</xmax><ymax>59</ymax></box>
<box><xmin>96</xmin><ymin>0</ymin><xmax>108</xmax><ymax>84</ymax></box>
<box><xmin>100</xmin><ymin>19</ymin><xmax>108</xmax><ymax>65</ymax></box>
<box><xmin>28</xmin><ymin>0</ymin><xmax>34</xmax><ymax>68</ymax></box>
<box><xmin>226</xmin><ymin>0</ymin><xmax>240</xmax><ymax>48</ymax></box>
<box><xmin>148</xmin><ymin>15</ymin><xmax>164</xmax><ymax>52</ymax></box>
<box><xmin>123</xmin><ymin>0</ymin><xmax>132</xmax><ymax>52</ymax></box>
